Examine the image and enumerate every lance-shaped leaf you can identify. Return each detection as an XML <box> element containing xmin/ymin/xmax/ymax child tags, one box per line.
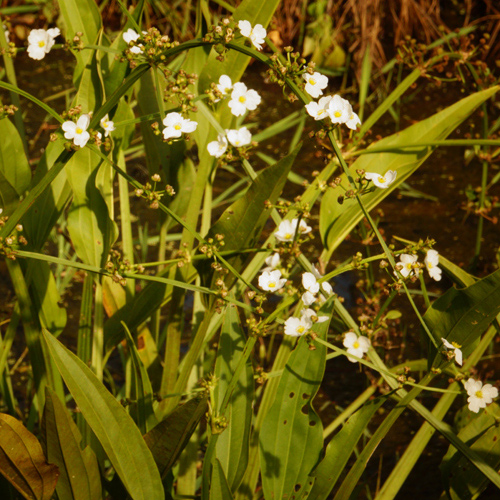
<box><xmin>210</xmin><ymin>459</ymin><xmax>235</xmax><ymax>500</ymax></box>
<box><xmin>143</xmin><ymin>394</ymin><xmax>208</xmax><ymax>479</ymax></box>
<box><xmin>0</xmin><ymin>413</ymin><xmax>59</xmax><ymax>500</ymax></box>
<box><xmin>425</xmin><ymin>268</ymin><xmax>500</xmax><ymax>368</ymax></box>
<box><xmin>197</xmin><ymin>143</ymin><xmax>301</xmax><ymax>293</ymax></box>
<box><xmin>441</xmin><ymin>403</ymin><xmax>500</xmax><ymax>499</ymax></box>
<box><xmin>41</xmin><ymin>330</ymin><xmax>164</xmax><ymax>500</ymax></box>
<box><xmin>259</xmin><ymin>315</ymin><xmax>329</xmax><ymax>500</ymax></box>
<box><xmin>320</xmin><ymin>86</ymin><xmax>498</xmax><ymax>254</ymax></box>
<box><xmin>304</xmin><ymin>397</ymin><xmax>386</xmax><ymax>500</ymax></box>
<box><xmin>41</xmin><ymin>387</ymin><xmax>101</xmax><ymax>500</ymax></box>
<box><xmin>0</xmin><ymin>116</ymin><xmax>30</xmax><ymax>214</ymax></box>
<box><xmin>66</xmin><ymin>147</ymin><xmax>117</xmax><ymax>270</ymax></box>
<box><xmin>214</xmin><ymin>305</ymin><xmax>254</xmax><ymax>492</ymax></box>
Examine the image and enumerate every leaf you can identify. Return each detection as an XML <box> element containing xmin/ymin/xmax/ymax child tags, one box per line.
<box><xmin>441</xmin><ymin>403</ymin><xmax>500</xmax><ymax>499</ymax></box>
<box><xmin>210</xmin><ymin>459</ymin><xmax>235</xmax><ymax>500</ymax></box>
<box><xmin>0</xmin><ymin>413</ymin><xmax>59</xmax><ymax>500</ymax></box>
<box><xmin>305</xmin><ymin>397</ymin><xmax>385</xmax><ymax>500</ymax></box>
<box><xmin>143</xmin><ymin>394</ymin><xmax>208</xmax><ymax>479</ymax></box>
<box><xmin>425</xmin><ymin>268</ymin><xmax>500</xmax><ymax>368</ymax></box>
<box><xmin>0</xmin><ymin>117</ymin><xmax>30</xmax><ymax>214</ymax></box>
<box><xmin>259</xmin><ymin>316</ymin><xmax>329</xmax><ymax>500</ymax></box>
<box><xmin>41</xmin><ymin>329</ymin><xmax>164</xmax><ymax>500</ymax></box>
<box><xmin>66</xmin><ymin>147</ymin><xmax>117</xmax><ymax>269</ymax></box>
<box><xmin>319</xmin><ymin>86</ymin><xmax>499</xmax><ymax>254</ymax></box>
<box><xmin>214</xmin><ymin>305</ymin><xmax>254</xmax><ymax>492</ymax></box>
<box><xmin>41</xmin><ymin>387</ymin><xmax>102</xmax><ymax>500</ymax></box>
<box><xmin>197</xmin><ymin>143</ymin><xmax>301</xmax><ymax>291</ymax></box>
<box><xmin>123</xmin><ymin>325</ymin><xmax>158</xmax><ymax>434</ymax></box>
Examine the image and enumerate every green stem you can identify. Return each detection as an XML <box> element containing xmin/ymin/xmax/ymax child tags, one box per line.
<box><xmin>372</xmin><ymin>289</ymin><xmax>397</xmax><ymax>328</ymax></box>
<box><xmin>419</xmin><ymin>273</ymin><xmax>430</xmax><ymax>309</ymax></box>
<box><xmin>91</xmin><ymin>280</ymin><xmax>104</xmax><ymax>381</ymax></box>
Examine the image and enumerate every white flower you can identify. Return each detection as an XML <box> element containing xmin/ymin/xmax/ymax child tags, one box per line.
<box><xmin>343</xmin><ymin>332</ymin><xmax>371</xmax><ymax>363</ymax></box>
<box><xmin>226</xmin><ymin>127</ymin><xmax>252</xmax><ymax>147</ymax></box>
<box><xmin>27</xmin><ymin>28</ymin><xmax>60</xmax><ymax>60</ymax></box>
<box><xmin>216</xmin><ymin>75</ymin><xmax>233</xmax><ymax>100</ymax></box>
<box><xmin>425</xmin><ymin>249</ymin><xmax>442</xmax><ymax>281</ymax></box>
<box><xmin>364</xmin><ymin>170</ymin><xmax>397</xmax><ymax>189</ymax></box>
<box><xmin>302</xmin><ymin>291</ymin><xmax>317</xmax><ymax>306</ymax></box>
<box><xmin>228</xmin><ymin>82</ymin><xmax>261</xmax><ymax>117</ymax></box>
<box><xmin>100</xmin><ymin>115</ymin><xmax>115</xmax><ymax>137</ymax></box>
<box><xmin>262</xmin><ymin>252</ymin><xmax>280</xmax><ymax>272</ymax></box>
<box><xmin>123</xmin><ymin>28</ymin><xmax>143</xmax><ymax>54</ymax></box>
<box><xmin>327</xmin><ymin>95</ymin><xmax>352</xmax><ymax>124</ymax></box>
<box><xmin>464</xmin><ymin>378</ymin><xmax>498</xmax><ymax>413</ymax></box>
<box><xmin>4</xmin><ymin>25</ymin><xmax>9</xmax><ymax>43</ymax></box>
<box><xmin>238</xmin><ymin>20</ymin><xmax>266</xmax><ymax>50</ymax></box>
<box><xmin>346</xmin><ymin>111</ymin><xmax>361</xmax><ymax>130</ymax></box>
<box><xmin>305</xmin><ymin>96</ymin><xmax>332</xmax><ymax>121</ymax></box>
<box><xmin>312</xmin><ymin>265</ymin><xmax>333</xmax><ymax>295</ymax></box>
<box><xmin>395</xmin><ymin>254</ymin><xmax>419</xmax><ymax>278</ymax></box>
<box><xmin>284</xmin><ymin>316</ymin><xmax>312</xmax><ymax>337</ymax></box>
<box><xmin>162</xmin><ymin>112</ymin><xmax>197</xmax><ymax>140</ymax></box>
<box><xmin>258</xmin><ymin>269</ymin><xmax>286</xmax><ymax>292</ymax></box>
<box><xmin>441</xmin><ymin>338</ymin><xmax>463</xmax><ymax>366</ymax></box>
<box><xmin>302</xmin><ymin>272</ymin><xmax>320</xmax><ymax>294</ymax></box>
<box><xmin>274</xmin><ymin>218</ymin><xmax>312</xmax><ymax>242</ymax></box>
<box><xmin>207</xmin><ymin>134</ymin><xmax>228</xmax><ymax>157</ymax></box>
<box><xmin>303</xmin><ymin>72</ymin><xmax>329</xmax><ymax>98</ymax></box>
<box><xmin>62</xmin><ymin>114</ymin><xmax>91</xmax><ymax>147</ymax></box>
<box><xmin>301</xmin><ymin>308</ymin><xmax>328</xmax><ymax>323</ymax></box>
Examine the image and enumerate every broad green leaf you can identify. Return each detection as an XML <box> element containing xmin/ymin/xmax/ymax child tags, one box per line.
<box><xmin>66</xmin><ymin>147</ymin><xmax>117</xmax><ymax>269</ymax></box>
<box><xmin>210</xmin><ymin>459</ymin><xmax>235</xmax><ymax>500</ymax></box>
<box><xmin>305</xmin><ymin>397</ymin><xmax>386</xmax><ymax>500</ymax></box>
<box><xmin>425</xmin><ymin>268</ymin><xmax>500</xmax><ymax>368</ymax></box>
<box><xmin>214</xmin><ymin>305</ymin><xmax>254</xmax><ymax>492</ymax></box>
<box><xmin>143</xmin><ymin>395</ymin><xmax>208</xmax><ymax>479</ymax></box>
<box><xmin>197</xmin><ymin>143</ymin><xmax>301</xmax><ymax>292</ymax></box>
<box><xmin>41</xmin><ymin>387</ymin><xmax>102</xmax><ymax>500</ymax></box>
<box><xmin>0</xmin><ymin>413</ymin><xmax>59</xmax><ymax>500</ymax></box>
<box><xmin>123</xmin><ymin>325</ymin><xmax>158</xmax><ymax>434</ymax></box>
<box><xmin>74</xmin><ymin>42</ymin><xmax>103</xmax><ymax>113</ymax></box>
<box><xmin>259</xmin><ymin>316</ymin><xmax>328</xmax><ymax>500</ymax></box>
<box><xmin>319</xmin><ymin>86</ymin><xmax>499</xmax><ymax>254</ymax></box>
<box><xmin>57</xmin><ymin>0</ymin><xmax>101</xmax><ymax>74</ymax></box>
<box><xmin>441</xmin><ymin>403</ymin><xmax>500</xmax><ymax>499</ymax></box>
<box><xmin>0</xmin><ymin>117</ymin><xmax>30</xmax><ymax>214</ymax></box>
<box><xmin>41</xmin><ymin>330</ymin><xmax>164</xmax><ymax>500</ymax></box>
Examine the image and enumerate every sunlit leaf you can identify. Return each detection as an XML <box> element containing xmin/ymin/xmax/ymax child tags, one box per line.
<box><xmin>210</xmin><ymin>459</ymin><xmax>235</xmax><ymax>500</ymax></box>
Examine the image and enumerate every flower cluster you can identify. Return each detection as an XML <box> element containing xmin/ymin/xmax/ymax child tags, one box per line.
<box><xmin>301</xmin><ymin>268</ymin><xmax>333</xmax><ymax>306</ymax></box>
<box><xmin>123</xmin><ymin>28</ymin><xmax>145</xmax><ymax>54</ymax></box>
<box><xmin>304</xmin><ymin>83</ymin><xmax>361</xmax><ymax>131</ymax></box>
<box><xmin>394</xmin><ymin>250</ymin><xmax>442</xmax><ymax>281</ymax></box>
<box><xmin>27</xmin><ymin>28</ymin><xmax>60</xmax><ymax>60</ymax></box>
<box><xmin>207</xmin><ymin>127</ymin><xmax>253</xmax><ymax>157</ymax></box>
<box><xmin>61</xmin><ymin>113</ymin><xmax>116</xmax><ymax>147</ymax></box>
<box><xmin>364</xmin><ymin>170</ymin><xmax>398</xmax><ymax>189</ymax></box>
<box><xmin>213</xmin><ymin>75</ymin><xmax>262</xmax><ymax>117</ymax></box>
<box><xmin>284</xmin><ymin>308</ymin><xmax>328</xmax><ymax>337</ymax></box>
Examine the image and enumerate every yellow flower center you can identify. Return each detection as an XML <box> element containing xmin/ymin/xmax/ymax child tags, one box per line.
<box><xmin>318</xmin><ymin>109</ymin><xmax>325</xmax><ymax>115</ymax></box>
<box><xmin>378</xmin><ymin>176</ymin><xmax>386</xmax><ymax>183</ymax></box>
<box><xmin>475</xmin><ymin>390</ymin><xmax>483</xmax><ymax>399</ymax></box>
<box><xmin>268</xmin><ymin>282</ymin><xmax>276</xmax><ymax>288</ymax></box>
<box><xmin>285</xmin><ymin>232</ymin><xmax>292</xmax><ymax>239</ymax></box>
<box><xmin>406</xmin><ymin>263</ymin><xmax>413</xmax><ymax>270</ymax></box>
<box><xmin>239</xmin><ymin>95</ymin><xmax>247</xmax><ymax>103</ymax></box>
<box><xmin>353</xmin><ymin>341</ymin><xmax>360</xmax><ymax>349</ymax></box>
<box><xmin>297</xmin><ymin>326</ymin><xmax>305</xmax><ymax>333</ymax></box>
<box><xmin>174</xmin><ymin>124</ymin><xmax>182</xmax><ymax>130</ymax></box>
<box><xmin>334</xmin><ymin>111</ymin><xmax>342</xmax><ymax>118</ymax></box>
<box><xmin>75</xmin><ymin>127</ymin><xmax>83</xmax><ymax>134</ymax></box>
<box><xmin>235</xmin><ymin>141</ymin><xmax>240</xmax><ymax>145</ymax></box>
<box><xmin>428</xmin><ymin>262</ymin><xmax>433</xmax><ymax>268</ymax></box>
<box><xmin>102</xmin><ymin>120</ymin><xmax>108</xmax><ymax>128</ymax></box>
<box><xmin>38</xmin><ymin>41</ymin><xmax>46</xmax><ymax>48</ymax></box>
<box><xmin>309</xmin><ymin>78</ymin><xmax>316</xmax><ymax>85</ymax></box>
